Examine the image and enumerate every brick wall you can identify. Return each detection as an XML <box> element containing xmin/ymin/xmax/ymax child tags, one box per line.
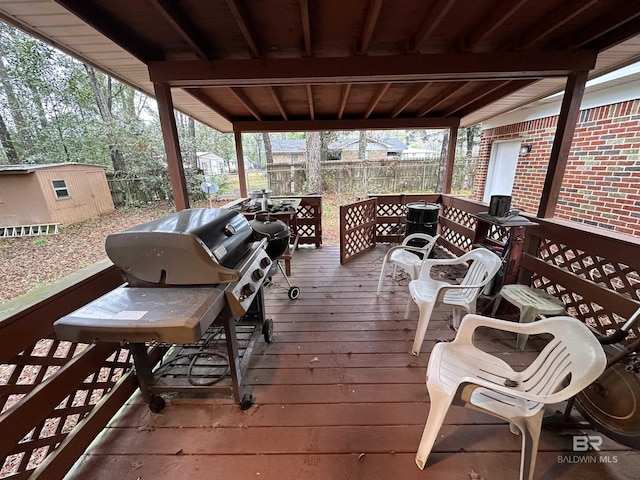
<box><xmin>476</xmin><ymin>99</ymin><xmax>640</xmax><ymax>235</ymax></box>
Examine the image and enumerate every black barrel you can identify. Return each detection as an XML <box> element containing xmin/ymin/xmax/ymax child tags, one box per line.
<box><xmin>405</xmin><ymin>201</ymin><xmax>439</xmax><ymax>247</ymax></box>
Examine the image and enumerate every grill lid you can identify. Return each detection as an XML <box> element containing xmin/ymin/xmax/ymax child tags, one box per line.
<box><xmin>105</xmin><ymin>208</ymin><xmax>254</xmax><ymax>286</ymax></box>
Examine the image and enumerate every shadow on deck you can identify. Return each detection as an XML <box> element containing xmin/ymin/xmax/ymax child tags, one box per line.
<box><xmin>65</xmin><ymin>245</ymin><xmax>640</xmax><ymax>480</ymax></box>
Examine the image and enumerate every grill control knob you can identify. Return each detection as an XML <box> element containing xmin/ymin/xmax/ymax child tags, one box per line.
<box><xmin>252</xmin><ymin>269</ymin><xmax>265</xmax><ymax>281</ymax></box>
<box><xmin>260</xmin><ymin>257</ymin><xmax>271</xmax><ymax>269</ymax></box>
<box><xmin>241</xmin><ymin>283</ymin><xmax>256</xmax><ymax>298</ymax></box>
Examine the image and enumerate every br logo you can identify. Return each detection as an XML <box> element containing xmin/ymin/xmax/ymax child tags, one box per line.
<box><xmin>573</xmin><ymin>435</ymin><xmax>602</xmax><ymax>452</ymax></box>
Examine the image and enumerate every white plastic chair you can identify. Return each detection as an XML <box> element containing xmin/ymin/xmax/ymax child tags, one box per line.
<box><xmin>416</xmin><ymin>313</ymin><xmax>607</xmax><ymax>480</ymax></box>
<box><xmin>376</xmin><ymin>233</ymin><xmax>440</xmax><ymax>295</ymax></box>
<box><xmin>404</xmin><ymin>248</ymin><xmax>501</xmax><ymax>355</ymax></box>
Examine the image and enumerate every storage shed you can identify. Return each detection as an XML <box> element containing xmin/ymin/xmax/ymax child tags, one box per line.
<box><xmin>0</xmin><ymin>163</ymin><xmax>114</xmax><ymax>234</ymax></box>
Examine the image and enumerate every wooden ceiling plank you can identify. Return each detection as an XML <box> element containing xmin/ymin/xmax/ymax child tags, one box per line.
<box><xmin>390</xmin><ymin>83</ymin><xmax>431</xmax><ymax>118</ymax></box>
<box><xmin>233</xmin><ymin>117</ymin><xmax>460</xmax><ymax>133</ymax></box>
<box><xmin>338</xmin><ymin>84</ymin><xmax>352</xmax><ymax>119</ymax></box>
<box><xmin>306</xmin><ymin>85</ymin><xmax>315</xmax><ymax>120</ymax></box>
<box><xmin>359</xmin><ymin>0</ymin><xmax>384</xmax><ymax>55</ymax></box>
<box><xmin>417</xmin><ymin>82</ymin><xmax>467</xmax><ymax>117</ymax></box>
<box><xmin>269</xmin><ymin>87</ymin><xmax>288</xmax><ymax>120</ymax></box>
<box><xmin>412</xmin><ymin>0</ymin><xmax>456</xmax><ymax>52</ymax></box>
<box><xmin>364</xmin><ymin>82</ymin><xmax>391</xmax><ymax>118</ymax></box>
<box><xmin>148</xmin><ymin>50</ymin><xmax>598</xmax><ymax>86</ymax></box>
<box><xmin>511</xmin><ymin>0</ymin><xmax>599</xmax><ymax>50</ymax></box>
<box><xmin>224</xmin><ymin>0</ymin><xmax>261</xmax><ymax>58</ymax></box>
<box><xmin>467</xmin><ymin>0</ymin><xmax>529</xmax><ymax>51</ymax></box>
<box><xmin>300</xmin><ymin>0</ymin><xmax>312</xmax><ymax>56</ymax></box>
<box><xmin>148</xmin><ymin>0</ymin><xmax>214</xmax><ymax>59</ymax></box>
<box><xmin>229</xmin><ymin>87</ymin><xmax>262</xmax><ymax>120</ymax></box>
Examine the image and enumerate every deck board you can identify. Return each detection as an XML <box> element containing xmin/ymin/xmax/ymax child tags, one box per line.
<box><xmin>65</xmin><ymin>244</ymin><xmax>640</xmax><ymax>480</ymax></box>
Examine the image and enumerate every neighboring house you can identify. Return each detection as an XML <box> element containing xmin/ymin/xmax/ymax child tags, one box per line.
<box><xmin>269</xmin><ymin>137</ymin><xmax>408</xmax><ymax>164</ymax></box>
<box><xmin>196</xmin><ymin>151</ymin><xmax>236</xmax><ymax>176</ymax></box>
<box><xmin>401</xmin><ymin>147</ymin><xmax>438</xmax><ymax>160</ymax></box>
<box><xmin>475</xmin><ymin>69</ymin><xmax>640</xmax><ymax>236</ymax></box>
<box><xmin>328</xmin><ymin>137</ymin><xmax>408</xmax><ymax>161</ymax></box>
<box><xmin>0</xmin><ymin>163</ymin><xmax>114</xmax><ymax>230</ymax></box>
<box><xmin>270</xmin><ymin>139</ymin><xmax>307</xmax><ymax>164</ymax></box>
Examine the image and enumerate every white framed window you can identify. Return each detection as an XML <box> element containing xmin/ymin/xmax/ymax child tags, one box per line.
<box><xmin>52</xmin><ymin>179</ymin><xmax>70</xmax><ymax>199</ymax></box>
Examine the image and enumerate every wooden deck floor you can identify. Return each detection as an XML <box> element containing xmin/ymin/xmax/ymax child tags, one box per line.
<box><xmin>66</xmin><ymin>245</ymin><xmax>639</xmax><ymax>480</ymax></box>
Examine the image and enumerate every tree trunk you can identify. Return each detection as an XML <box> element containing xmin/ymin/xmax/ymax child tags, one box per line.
<box><xmin>320</xmin><ymin>131</ymin><xmax>335</xmax><ymax>161</ymax></box>
<box><xmin>358</xmin><ymin>130</ymin><xmax>367</xmax><ymax>160</ymax></box>
<box><xmin>85</xmin><ymin>65</ymin><xmax>127</xmax><ymax>173</ymax></box>
<box><xmin>0</xmin><ymin>57</ymin><xmax>35</xmax><ymax>158</ymax></box>
<box><xmin>0</xmin><ymin>109</ymin><xmax>19</xmax><ymax>164</ymax></box>
<box><xmin>262</xmin><ymin>132</ymin><xmax>273</xmax><ymax>165</ymax></box>
<box><xmin>437</xmin><ymin>130</ymin><xmax>449</xmax><ymax>192</ymax></box>
<box><xmin>306</xmin><ymin>131</ymin><xmax>322</xmax><ymax>193</ymax></box>
<box><xmin>187</xmin><ymin>117</ymin><xmax>197</xmax><ymax>168</ymax></box>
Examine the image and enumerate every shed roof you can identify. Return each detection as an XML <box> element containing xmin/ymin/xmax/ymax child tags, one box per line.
<box><xmin>0</xmin><ymin>163</ymin><xmax>107</xmax><ymax>174</ymax></box>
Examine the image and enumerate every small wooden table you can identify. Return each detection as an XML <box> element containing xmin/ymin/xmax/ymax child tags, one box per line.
<box><xmin>491</xmin><ymin>284</ymin><xmax>566</xmax><ymax>350</ymax></box>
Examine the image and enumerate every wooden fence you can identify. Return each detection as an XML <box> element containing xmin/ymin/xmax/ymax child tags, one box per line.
<box><xmin>266</xmin><ymin>158</ymin><xmax>476</xmax><ymax>196</ymax></box>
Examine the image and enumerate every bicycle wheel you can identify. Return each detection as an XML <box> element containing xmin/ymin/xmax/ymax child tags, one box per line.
<box><xmin>574</xmin><ymin>361</ymin><xmax>640</xmax><ymax>449</ymax></box>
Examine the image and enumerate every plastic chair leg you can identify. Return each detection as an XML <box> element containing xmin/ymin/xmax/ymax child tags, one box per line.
<box><xmin>404</xmin><ymin>296</ymin><xmax>413</xmax><ymax>320</ymax></box>
<box><xmin>513</xmin><ymin>410</ymin><xmax>544</xmax><ymax>480</ymax></box>
<box><xmin>412</xmin><ymin>302</ymin><xmax>435</xmax><ymax>355</ymax></box>
<box><xmin>415</xmin><ymin>387</ymin><xmax>453</xmax><ymax>469</ymax></box>
<box><xmin>376</xmin><ymin>260</ymin><xmax>388</xmax><ymax>296</ymax></box>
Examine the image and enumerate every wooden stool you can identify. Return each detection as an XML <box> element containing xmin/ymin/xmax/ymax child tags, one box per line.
<box><xmin>491</xmin><ymin>284</ymin><xmax>566</xmax><ymax>350</ymax></box>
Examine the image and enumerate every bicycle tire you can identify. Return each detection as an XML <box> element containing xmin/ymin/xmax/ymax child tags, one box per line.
<box><xmin>574</xmin><ymin>361</ymin><xmax>640</xmax><ymax>449</ymax></box>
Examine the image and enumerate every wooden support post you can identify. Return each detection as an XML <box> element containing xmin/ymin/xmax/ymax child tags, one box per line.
<box><xmin>234</xmin><ymin>131</ymin><xmax>248</xmax><ymax>197</ymax></box>
<box><xmin>153</xmin><ymin>82</ymin><xmax>189</xmax><ymax>211</ymax></box>
<box><xmin>537</xmin><ymin>71</ymin><xmax>588</xmax><ymax>218</ymax></box>
<box><xmin>443</xmin><ymin>126</ymin><xmax>458</xmax><ymax>194</ymax></box>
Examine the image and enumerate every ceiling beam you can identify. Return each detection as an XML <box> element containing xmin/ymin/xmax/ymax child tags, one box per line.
<box><xmin>456</xmin><ymin>79</ymin><xmax>538</xmax><ymax>118</ymax></box>
<box><xmin>441</xmin><ymin>80</ymin><xmax>513</xmax><ymax>116</ymax></box>
<box><xmin>299</xmin><ymin>0</ymin><xmax>312</xmax><ymax>56</ymax></box>
<box><xmin>467</xmin><ymin>0</ymin><xmax>529</xmax><ymax>51</ymax></box>
<box><xmin>509</xmin><ymin>0</ymin><xmax>599</xmax><ymax>50</ymax></box>
<box><xmin>412</xmin><ymin>0</ymin><xmax>456</xmax><ymax>52</ymax></box>
<box><xmin>53</xmin><ymin>0</ymin><xmax>162</xmax><ymax>61</ymax></box>
<box><xmin>306</xmin><ymin>85</ymin><xmax>315</xmax><ymax>120</ymax></box>
<box><xmin>148</xmin><ymin>50</ymin><xmax>598</xmax><ymax>86</ymax></box>
<box><xmin>417</xmin><ymin>82</ymin><xmax>467</xmax><ymax>117</ymax></box>
<box><xmin>269</xmin><ymin>87</ymin><xmax>288</xmax><ymax>120</ymax></box>
<box><xmin>559</xmin><ymin>4</ymin><xmax>640</xmax><ymax>50</ymax></box>
<box><xmin>390</xmin><ymin>83</ymin><xmax>431</xmax><ymax>118</ymax></box>
<box><xmin>224</xmin><ymin>0</ymin><xmax>261</xmax><ymax>58</ymax></box>
<box><xmin>358</xmin><ymin>0</ymin><xmax>384</xmax><ymax>55</ymax></box>
<box><xmin>233</xmin><ymin>116</ymin><xmax>460</xmax><ymax>133</ymax></box>
<box><xmin>229</xmin><ymin>87</ymin><xmax>262</xmax><ymax>120</ymax></box>
<box><xmin>148</xmin><ymin>0</ymin><xmax>214</xmax><ymax>59</ymax></box>
<box><xmin>338</xmin><ymin>84</ymin><xmax>352</xmax><ymax>119</ymax></box>
<box><xmin>364</xmin><ymin>83</ymin><xmax>391</xmax><ymax>118</ymax></box>
<box><xmin>183</xmin><ymin>88</ymin><xmax>234</xmax><ymax>123</ymax></box>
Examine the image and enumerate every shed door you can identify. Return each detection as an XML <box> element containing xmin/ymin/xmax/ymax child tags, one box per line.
<box><xmin>87</xmin><ymin>171</ymin><xmax>113</xmax><ymax>215</ymax></box>
<box><xmin>482</xmin><ymin>139</ymin><xmax>521</xmax><ymax>203</ymax></box>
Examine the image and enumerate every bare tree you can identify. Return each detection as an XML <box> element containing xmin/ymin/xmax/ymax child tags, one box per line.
<box><xmin>437</xmin><ymin>130</ymin><xmax>449</xmax><ymax>192</ymax></box>
<box><xmin>0</xmin><ymin>109</ymin><xmax>19</xmax><ymax>163</ymax></box>
<box><xmin>262</xmin><ymin>132</ymin><xmax>273</xmax><ymax>165</ymax></box>
<box><xmin>358</xmin><ymin>130</ymin><xmax>367</xmax><ymax>159</ymax></box>
<box><xmin>306</xmin><ymin>131</ymin><xmax>322</xmax><ymax>193</ymax></box>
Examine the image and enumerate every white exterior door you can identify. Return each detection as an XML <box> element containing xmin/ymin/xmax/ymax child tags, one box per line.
<box><xmin>482</xmin><ymin>139</ymin><xmax>521</xmax><ymax>203</ymax></box>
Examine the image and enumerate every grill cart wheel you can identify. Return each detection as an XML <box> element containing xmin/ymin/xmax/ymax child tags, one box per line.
<box><xmin>149</xmin><ymin>395</ymin><xmax>166</xmax><ymax>413</ymax></box>
<box><xmin>240</xmin><ymin>393</ymin><xmax>254</xmax><ymax>410</ymax></box>
<box><xmin>263</xmin><ymin>318</ymin><xmax>274</xmax><ymax>343</ymax></box>
<box><xmin>288</xmin><ymin>286</ymin><xmax>300</xmax><ymax>300</ymax></box>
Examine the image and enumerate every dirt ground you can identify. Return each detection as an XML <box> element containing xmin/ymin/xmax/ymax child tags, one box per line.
<box><xmin>0</xmin><ymin>195</ymin><xmax>350</xmax><ymax>304</ymax></box>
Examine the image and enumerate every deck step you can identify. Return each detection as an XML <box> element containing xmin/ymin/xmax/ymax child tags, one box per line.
<box><xmin>1</xmin><ymin>223</ymin><xmax>60</xmax><ymax>238</ymax></box>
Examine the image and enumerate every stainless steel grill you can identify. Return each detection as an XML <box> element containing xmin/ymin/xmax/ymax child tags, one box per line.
<box><xmin>54</xmin><ymin>208</ymin><xmax>274</xmax><ymax>411</ymax></box>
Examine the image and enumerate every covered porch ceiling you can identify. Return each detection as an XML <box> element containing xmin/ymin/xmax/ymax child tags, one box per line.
<box><xmin>0</xmin><ymin>0</ymin><xmax>639</xmax><ymax>134</ymax></box>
